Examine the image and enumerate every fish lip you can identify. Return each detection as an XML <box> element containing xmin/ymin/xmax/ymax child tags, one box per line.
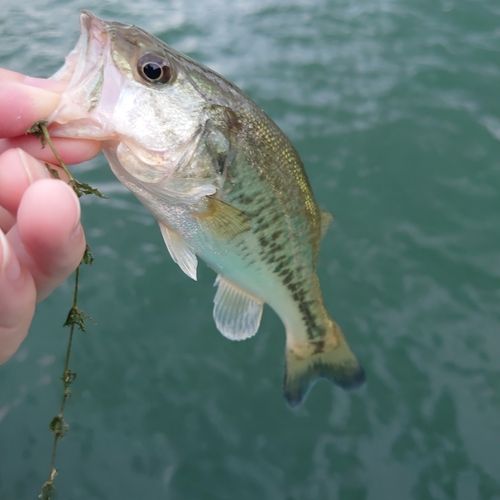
<box><xmin>79</xmin><ymin>9</ymin><xmax>107</xmax><ymax>47</ymax></box>
<box><xmin>50</xmin><ymin>10</ymin><xmax>108</xmax><ymax>85</ymax></box>
<box><xmin>47</xmin><ymin>11</ymin><xmax>123</xmax><ymax>138</ymax></box>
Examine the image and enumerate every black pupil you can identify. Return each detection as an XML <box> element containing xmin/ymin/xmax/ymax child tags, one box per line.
<box><xmin>143</xmin><ymin>63</ymin><xmax>162</xmax><ymax>81</ymax></box>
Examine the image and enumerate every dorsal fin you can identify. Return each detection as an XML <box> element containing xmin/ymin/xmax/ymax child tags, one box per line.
<box><xmin>319</xmin><ymin>208</ymin><xmax>333</xmax><ymax>239</ymax></box>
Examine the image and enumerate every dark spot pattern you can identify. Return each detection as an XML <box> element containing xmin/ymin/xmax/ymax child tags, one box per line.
<box><xmin>312</xmin><ymin>340</ymin><xmax>325</xmax><ymax>354</ymax></box>
<box><xmin>220</xmin><ymin>125</ymin><xmax>325</xmax><ymax>341</ymax></box>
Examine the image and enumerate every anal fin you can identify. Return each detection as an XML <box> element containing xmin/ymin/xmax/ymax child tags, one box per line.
<box><xmin>159</xmin><ymin>223</ymin><xmax>198</xmax><ymax>281</ymax></box>
<box><xmin>213</xmin><ymin>275</ymin><xmax>264</xmax><ymax>341</ymax></box>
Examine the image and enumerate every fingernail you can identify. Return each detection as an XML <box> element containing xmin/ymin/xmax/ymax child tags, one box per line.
<box><xmin>0</xmin><ymin>230</ymin><xmax>21</xmax><ymax>282</ymax></box>
<box><xmin>16</xmin><ymin>148</ymin><xmax>50</xmax><ymax>184</ymax></box>
<box><xmin>22</xmin><ymin>84</ymin><xmax>62</xmax><ymax>119</ymax></box>
<box><xmin>67</xmin><ymin>184</ymin><xmax>82</xmax><ymax>235</ymax></box>
<box><xmin>24</xmin><ymin>76</ymin><xmax>68</xmax><ymax>93</ymax></box>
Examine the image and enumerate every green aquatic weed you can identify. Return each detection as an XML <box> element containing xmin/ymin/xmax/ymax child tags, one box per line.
<box><xmin>28</xmin><ymin>121</ymin><xmax>107</xmax><ymax>199</ymax></box>
<box><xmin>28</xmin><ymin>121</ymin><xmax>104</xmax><ymax>500</ymax></box>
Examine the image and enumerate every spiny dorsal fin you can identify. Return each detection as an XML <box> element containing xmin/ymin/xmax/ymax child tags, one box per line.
<box><xmin>320</xmin><ymin>208</ymin><xmax>333</xmax><ymax>239</ymax></box>
<box><xmin>194</xmin><ymin>197</ymin><xmax>252</xmax><ymax>241</ymax></box>
<box><xmin>159</xmin><ymin>223</ymin><xmax>198</xmax><ymax>280</ymax></box>
<box><xmin>213</xmin><ymin>275</ymin><xmax>264</xmax><ymax>341</ymax></box>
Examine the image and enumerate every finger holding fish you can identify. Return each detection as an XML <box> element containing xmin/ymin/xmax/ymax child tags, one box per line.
<box><xmin>0</xmin><ymin>158</ymin><xmax>85</xmax><ymax>365</ymax></box>
<box><xmin>0</xmin><ymin>135</ymin><xmax>102</xmax><ymax>166</ymax></box>
<box><xmin>0</xmin><ymin>68</ymin><xmax>66</xmax><ymax>138</ymax></box>
<box><xmin>0</xmin><ymin>68</ymin><xmax>103</xmax><ymax>165</ymax></box>
<box><xmin>0</xmin><ymin>68</ymin><xmax>97</xmax><ymax>364</ymax></box>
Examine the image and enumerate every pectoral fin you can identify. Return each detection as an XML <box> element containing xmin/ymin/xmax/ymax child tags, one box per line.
<box><xmin>194</xmin><ymin>197</ymin><xmax>252</xmax><ymax>241</ymax></box>
<box><xmin>159</xmin><ymin>223</ymin><xmax>198</xmax><ymax>280</ymax></box>
<box><xmin>213</xmin><ymin>275</ymin><xmax>264</xmax><ymax>341</ymax></box>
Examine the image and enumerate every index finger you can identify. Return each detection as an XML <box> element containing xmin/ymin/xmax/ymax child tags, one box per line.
<box><xmin>0</xmin><ymin>68</ymin><xmax>66</xmax><ymax>138</ymax></box>
<box><xmin>0</xmin><ymin>68</ymin><xmax>66</xmax><ymax>91</ymax></box>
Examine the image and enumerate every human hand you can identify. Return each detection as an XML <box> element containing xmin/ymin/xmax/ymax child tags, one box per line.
<box><xmin>0</xmin><ymin>68</ymin><xmax>102</xmax><ymax>364</ymax></box>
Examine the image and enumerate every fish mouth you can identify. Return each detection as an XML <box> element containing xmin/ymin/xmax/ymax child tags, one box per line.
<box><xmin>51</xmin><ymin>11</ymin><xmax>108</xmax><ymax>86</ymax></box>
<box><xmin>48</xmin><ymin>10</ymin><xmax>124</xmax><ymax>139</ymax></box>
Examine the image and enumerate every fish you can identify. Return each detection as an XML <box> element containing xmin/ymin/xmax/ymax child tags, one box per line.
<box><xmin>48</xmin><ymin>11</ymin><xmax>365</xmax><ymax>407</ymax></box>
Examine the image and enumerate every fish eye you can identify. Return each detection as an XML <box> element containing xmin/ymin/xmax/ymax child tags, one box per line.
<box><xmin>137</xmin><ymin>53</ymin><xmax>172</xmax><ymax>85</ymax></box>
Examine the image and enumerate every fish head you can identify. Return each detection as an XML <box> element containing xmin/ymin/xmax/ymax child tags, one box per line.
<box><xmin>49</xmin><ymin>10</ymin><xmax>236</xmax><ymax>187</ymax></box>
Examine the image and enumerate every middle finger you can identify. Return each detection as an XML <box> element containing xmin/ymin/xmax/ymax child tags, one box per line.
<box><xmin>0</xmin><ymin>148</ymin><xmax>64</xmax><ymax>216</ymax></box>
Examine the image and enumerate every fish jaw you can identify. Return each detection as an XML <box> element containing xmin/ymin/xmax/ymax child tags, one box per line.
<box><xmin>48</xmin><ymin>11</ymin><xmax>124</xmax><ymax>140</ymax></box>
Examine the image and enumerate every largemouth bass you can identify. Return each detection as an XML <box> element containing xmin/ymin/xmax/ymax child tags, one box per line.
<box><xmin>48</xmin><ymin>11</ymin><xmax>365</xmax><ymax>407</ymax></box>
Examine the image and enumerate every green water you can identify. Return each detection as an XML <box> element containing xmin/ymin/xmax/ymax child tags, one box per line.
<box><xmin>1</xmin><ymin>1</ymin><xmax>500</xmax><ymax>499</ymax></box>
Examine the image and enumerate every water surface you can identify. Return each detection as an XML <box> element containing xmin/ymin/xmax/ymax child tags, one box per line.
<box><xmin>1</xmin><ymin>0</ymin><xmax>499</xmax><ymax>499</ymax></box>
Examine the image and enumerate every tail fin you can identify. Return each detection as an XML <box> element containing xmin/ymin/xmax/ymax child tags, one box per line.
<box><xmin>283</xmin><ymin>320</ymin><xmax>365</xmax><ymax>408</ymax></box>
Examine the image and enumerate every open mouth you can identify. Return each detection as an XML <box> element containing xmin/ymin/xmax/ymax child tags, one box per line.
<box><xmin>48</xmin><ymin>11</ymin><xmax>123</xmax><ymax>139</ymax></box>
<box><xmin>51</xmin><ymin>11</ymin><xmax>108</xmax><ymax>85</ymax></box>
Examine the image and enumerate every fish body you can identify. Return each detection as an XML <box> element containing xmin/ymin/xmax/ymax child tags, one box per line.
<box><xmin>49</xmin><ymin>11</ymin><xmax>365</xmax><ymax>406</ymax></box>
